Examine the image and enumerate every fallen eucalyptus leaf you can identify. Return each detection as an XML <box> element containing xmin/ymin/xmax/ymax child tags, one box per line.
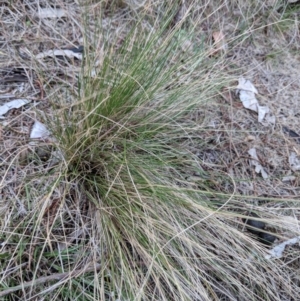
<box><xmin>0</xmin><ymin>99</ymin><xmax>31</xmax><ymax>118</ymax></box>
<box><xmin>210</xmin><ymin>31</ymin><xmax>228</xmax><ymax>56</ymax></box>
<box><xmin>30</xmin><ymin>121</ymin><xmax>50</xmax><ymax>140</ymax></box>
<box><xmin>236</xmin><ymin>78</ymin><xmax>275</xmax><ymax>126</ymax></box>
<box><xmin>289</xmin><ymin>152</ymin><xmax>300</xmax><ymax>171</ymax></box>
<box><xmin>36</xmin><ymin>8</ymin><xmax>66</xmax><ymax>19</ymax></box>
<box><xmin>248</xmin><ymin>148</ymin><xmax>268</xmax><ymax>179</ymax></box>
<box><xmin>36</xmin><ymin>49</ymin><xmax>83</xmax><ymax>60</ymax></box>
<box><xmin>282</xmin><ymin>175</ymin><xmax>296</xmax><ymax>182</ymax></box>
<box><xmin>266</xmin><ymin>236</ymin><xmax>300</xmax><ymax>259</ymax></box>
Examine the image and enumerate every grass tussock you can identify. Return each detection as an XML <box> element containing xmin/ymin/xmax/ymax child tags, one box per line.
<box><xmin>0</xmin><ymin>1</ymin><xmax>300</xmax><ymax>300</ymax></box>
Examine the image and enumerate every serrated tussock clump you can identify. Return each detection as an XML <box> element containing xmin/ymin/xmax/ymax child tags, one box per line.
<box><xmin>1</xmin><ymin>1</ymin><xmax>299</xmax><ymax>300</ymax></box>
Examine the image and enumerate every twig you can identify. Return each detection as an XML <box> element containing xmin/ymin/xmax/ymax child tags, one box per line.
<box><xmin>0</xmin><ymin>264</ymin><xmax>101</xmax><ymax>298</ymax></box>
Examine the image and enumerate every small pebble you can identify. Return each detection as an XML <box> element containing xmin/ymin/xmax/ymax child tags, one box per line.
<box><xmin>258</xmin><ymin>232</ymin><xmax>277</xmax><ymax>246</ymax></box>
<box><xmin>243</xmin><ymin>213</ymin><xmax>265</xmax><ymax>235</ymax></box>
